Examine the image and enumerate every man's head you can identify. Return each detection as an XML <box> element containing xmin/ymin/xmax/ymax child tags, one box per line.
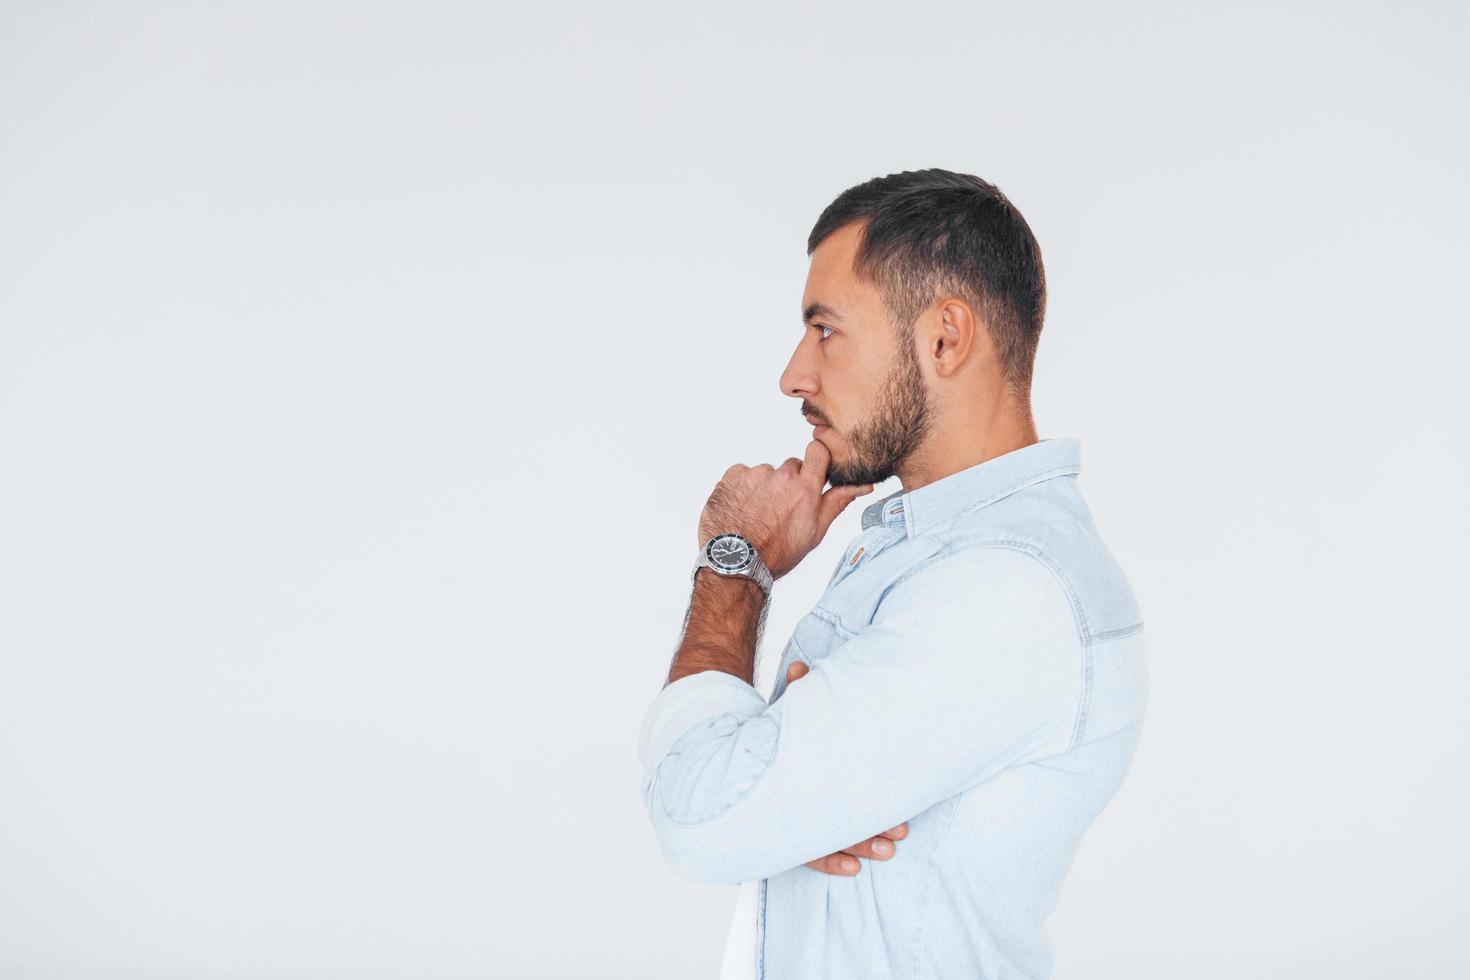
<box><xmin>780</xmin><ymin>169</ymin><xmax>1047</xmax><ymax>488</ymax></box>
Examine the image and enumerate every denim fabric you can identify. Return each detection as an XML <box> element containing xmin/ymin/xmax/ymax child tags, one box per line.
<box><xmin>637</xmin><ymin>438</ymin><xmax>1148</xmax><ymax>979</ymax></box>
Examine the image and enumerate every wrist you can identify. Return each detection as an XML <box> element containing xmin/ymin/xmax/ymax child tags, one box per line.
<box><xmin>694</xmin><ymin>531</ymin><xmax>774</xmax><ymax>601</ymax></box>
<box><xmin>693</xmin><ymin>565</ymin><xmax>769</xmax><ymax>605</ymax></box>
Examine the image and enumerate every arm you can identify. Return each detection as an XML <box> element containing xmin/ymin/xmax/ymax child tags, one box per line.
<box><xmin>658</xmin><ymin>558</ymin><xmax>912</xmax><ymax>877</ymax></box>
<box><xmin>636</xmin><ymin>545</ymin><xmax>1083</xmax><ymax>884</ymax></box>
<box><xmin>663</xmin><ymin>565</ymin><xmax>770</xmax><ymax>688</ymax></box>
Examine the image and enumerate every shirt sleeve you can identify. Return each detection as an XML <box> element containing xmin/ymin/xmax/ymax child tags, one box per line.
<box><xmin>635</xmin><ymin>545</ymin><xmax>1084</xmax><ymax>884</ymax></box>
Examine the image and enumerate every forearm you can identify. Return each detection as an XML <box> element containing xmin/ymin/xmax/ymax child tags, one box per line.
<box><xmin>665</xmin><ymin>567</ymin><xmax>770</xmax><ymax>687</ymax></box>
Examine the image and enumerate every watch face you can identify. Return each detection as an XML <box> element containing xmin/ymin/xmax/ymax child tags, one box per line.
<box><xmin>707</xmin><ymin>533</ymin><xmax>754</xmax><ymax>572</ymax></box>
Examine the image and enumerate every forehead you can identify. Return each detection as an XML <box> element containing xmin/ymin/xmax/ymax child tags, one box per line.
<box><xmin>801</xmin><ymin>221</ymin><xmax>879</xmax><ymax>319</ymax></box>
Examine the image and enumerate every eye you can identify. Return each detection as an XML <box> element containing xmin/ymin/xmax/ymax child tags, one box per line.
<box><xmin>816</xmin><ymin>324</ymin><xmax>833</xmax><ymax>341</ymax></box>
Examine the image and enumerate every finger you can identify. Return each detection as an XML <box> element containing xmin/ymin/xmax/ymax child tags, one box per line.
<box><xmin>804</xmin><ymin>852</ymin><xmax>862</xmax><ymax>876</ymax></box>
<box><xmin>800</xmin><ymin>439</ymin><xmax>831</xmax><ymax>488</ymax></box>
<box><xmin>805</xmin><ymin>834</ymin><xmax>900</xmax><ymax>877</ymax></box>
<box><xmin>785</xmin><ymin>660</ymin><xmax>809</xmax><ymax>684</ymax></box>
<box><xmin>879</xmin><ymin>822</ymin><xmax>909</xmax><ymax>841</ymax></box>
<box><xmin>817</xmin><ymin>482</ymin><xmax>876</xmax><ymax>531</ymax></box>
<box><xmin>841</xmin><ymin>837</ymin><xmax>897</xmax><ymax>860</ymax></box>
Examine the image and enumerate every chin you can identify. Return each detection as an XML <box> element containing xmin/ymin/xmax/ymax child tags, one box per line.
<box><xmin>829</xmin><ymin>456</ymin><xmax>894</xmax><ymax>488</ymax></box>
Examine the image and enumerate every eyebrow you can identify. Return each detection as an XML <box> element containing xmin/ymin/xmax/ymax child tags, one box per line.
<box><xmin>803</xmin><ymin>302</ymin><xmax>845</xmax><ymax>324</ymax></box>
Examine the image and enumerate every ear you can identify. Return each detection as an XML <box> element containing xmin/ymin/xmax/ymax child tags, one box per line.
<box><xmin>928</xmin><ymin>296</ymin><xmax>982</xmax><ymax>378</ymax></box>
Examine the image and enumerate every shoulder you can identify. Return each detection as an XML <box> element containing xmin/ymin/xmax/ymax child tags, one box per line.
<box><xmin>932</xmin><ymin>480</ymin><xmax>1142</xmax><ymax>643</ymax></box>
<box><xmin>877</xmin><ymin>543</ymin><xmax>1083</xmax><ymax>647</ymax></box>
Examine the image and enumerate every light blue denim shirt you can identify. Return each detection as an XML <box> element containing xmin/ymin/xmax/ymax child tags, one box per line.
<box><xmin>637</xmin><ymin>438</ymin><xmax>1148</xmax><ymax>979</ymax></box>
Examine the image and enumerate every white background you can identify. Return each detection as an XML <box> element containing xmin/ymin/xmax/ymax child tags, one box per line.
<box><xmin>2</xmin><ymin>2</ymin><xmax>1466</xmax><ymax>977</ymax></box>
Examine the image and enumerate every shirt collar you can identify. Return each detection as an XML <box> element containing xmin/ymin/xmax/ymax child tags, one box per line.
<box><xmin>859</xmin><ymin>438</ymin><xmax>1082</xmax><ymax>538</ymax></box>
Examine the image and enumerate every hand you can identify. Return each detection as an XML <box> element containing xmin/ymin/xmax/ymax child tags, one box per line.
<box><xmin>698</xmin><ymin>440</ymin><xmax>874</xmax><ymax>580</ymax></box>
<box><xmin>785</xmin><ymin>659</ymin><xmax>911</xmax><ymax>876</ymax></box>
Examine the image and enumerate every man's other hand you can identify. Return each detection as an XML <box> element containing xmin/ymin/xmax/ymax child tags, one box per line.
<box><xmin>698</xmin><ymin>440</ymin><xmax>874</xmax><ymax>580</ymax></box>
<box><xmin>785</xmin><ymin>659</ymin><xmax>911</xmax><ymax>876</ymax></box>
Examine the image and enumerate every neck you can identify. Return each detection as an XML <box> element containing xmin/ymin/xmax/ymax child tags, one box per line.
<box><xmin>897</xmin><ymin>400</ymin><xmax>1038</xmax><ymax>492</ymax></box>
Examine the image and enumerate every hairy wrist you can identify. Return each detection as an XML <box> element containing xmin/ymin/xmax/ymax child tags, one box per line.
<box><xmin>666</xmin><ymin>568</ymin><xmax>771</xmax><ymax>687</ymax></box>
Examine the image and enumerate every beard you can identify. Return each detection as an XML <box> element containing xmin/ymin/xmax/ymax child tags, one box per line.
<box><xmin>824</xmin><ymin>330</ymin><xmax>934</xmax><ymax>488</ymax></box>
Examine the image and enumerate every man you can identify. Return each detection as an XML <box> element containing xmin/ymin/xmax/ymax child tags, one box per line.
<box><xmin>636</xmin><ymin>168</ymin><xmax>1148</xmax><ymax>979</ymax></box>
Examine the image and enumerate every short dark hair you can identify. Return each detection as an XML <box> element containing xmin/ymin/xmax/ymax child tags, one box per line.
<box><xmin>807</xmin><ymin>168</ymin><xmax>1047</xmax><ymax>395</ymax></box>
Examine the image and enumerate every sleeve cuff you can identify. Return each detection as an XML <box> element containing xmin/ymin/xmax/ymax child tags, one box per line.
<box><xmin>637</xmin><ymin>669</ymin><xmax>769</xmax><ymax>773</ymax></box>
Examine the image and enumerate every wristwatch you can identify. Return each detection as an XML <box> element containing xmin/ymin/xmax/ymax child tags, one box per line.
<box><xmin>692</xmin><ymin>532</ymin><xmax>774</xmax><ymax>599</ymax></box>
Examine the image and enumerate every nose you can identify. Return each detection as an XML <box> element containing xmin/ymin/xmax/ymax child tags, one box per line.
<box><xmin>779</xmin><ymin>338</ymin><xmax>818</xmax><ymax>399</ymax></box>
